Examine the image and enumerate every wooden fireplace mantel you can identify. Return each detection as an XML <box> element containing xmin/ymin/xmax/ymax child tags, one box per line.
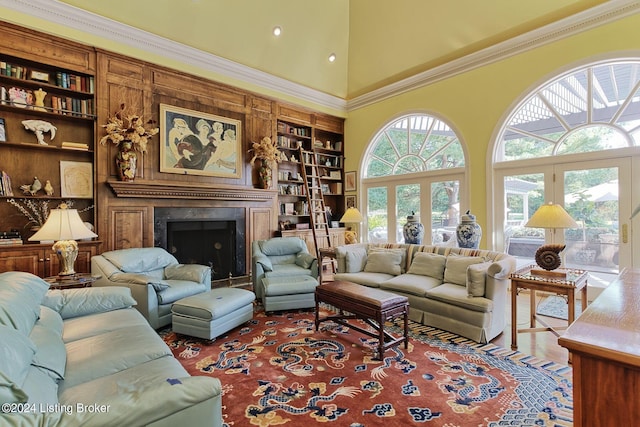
<box><xmin>107</xmin><ymin>179</ymin><xmax>276</xmax><ymax>201</ymax></box>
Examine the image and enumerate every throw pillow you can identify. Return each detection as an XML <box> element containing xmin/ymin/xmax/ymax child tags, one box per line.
<box><xmin>407</xmin><ymin>252</ymin><xmax>447</xmax><ymax>280</ymax></box>
<box><xmin>443</xmin><ymin>255</ymin><xmax>484</xmax><ymax>286</ymax></box>
<box><xmin>345</xmin><ymin>247</ymin><xmax>368</xmax><ymax>273</ymax></box>
<box><xmin>364</xmin><ymin>251</ymin><xmax>403</xmax><ymax>275</ymax></box>
<box><xmin>295</xmin><ymin>253</ymin><xmax>315</xmax><ymax>269</ymax></box>
<box><xmin>368</xmin><ymin>248</ymin><xmax>408</xmax><ymax>273</ymax></box>
<box><xmin>466</xmin><ymin>261</ymin><xmax>492</xmax><ymax>297</ymax></box>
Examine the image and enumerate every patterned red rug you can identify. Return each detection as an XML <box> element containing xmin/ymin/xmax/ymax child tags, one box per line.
<box><xmin>160</xmin><ymin>307</ymin><xmax>573</xmax><ymax>426</ymax></box>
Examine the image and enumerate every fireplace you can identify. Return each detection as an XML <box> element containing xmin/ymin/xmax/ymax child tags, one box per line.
<box><xmin>154</xmin><ymin>207</ymin><xmax>245</xmax><ymax>280</ymax></box>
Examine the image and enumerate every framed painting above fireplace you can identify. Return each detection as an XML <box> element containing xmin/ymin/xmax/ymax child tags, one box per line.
<box><xmin>159</xmin><ymin>104</ymin><xmax>242</xmax><ymax>178</ymax></box>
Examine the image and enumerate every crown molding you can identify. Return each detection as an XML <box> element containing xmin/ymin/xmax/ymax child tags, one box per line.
<box><xmin>346</xmin><ymin>0</ymin><xmax>640</xmax><ymax>111</ymax></box>
<box><xmin>0</xmin><ymin>0</ymin><xmax>347</xmax><ymax>112</ymax></box>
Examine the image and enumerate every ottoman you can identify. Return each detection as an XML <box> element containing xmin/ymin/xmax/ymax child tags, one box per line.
<box><xmin>261</xmin><ymin>275</ymin><xmax>319</xmax><ymax>312</ymax></box>
<box><xmin>172</xmin><ymin>287</ymin><xmax>255</xmax><ymax>339</ymax></box>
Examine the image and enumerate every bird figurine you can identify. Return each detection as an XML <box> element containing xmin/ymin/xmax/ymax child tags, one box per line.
<box><xmin>44</xmin><ymin>180</ymin><xmax>54</xmax><ymax>196</ymax></box>
<box><xmin>21</xmin><ymin>120</ymin><xmax>57</xmax><ymax>145</ymax></box>
<box><xmin>20</xmin><ymin>177</ymin><xmax>42</xmax><ymax>196</ymax></box>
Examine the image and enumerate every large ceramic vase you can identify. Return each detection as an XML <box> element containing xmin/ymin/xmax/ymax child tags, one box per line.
<box><xmin>258</xmin><ymin>158</ymin><xmax>272</xmax><ymax>189</ymax></box>
<box><xmin>456</xmin><ymin>210</ymin><xmax>482</xmax><ymax>248</ymax></box>
<box><xmin>116</xmin><ymin>140</ymin><xmax>137</xmax><ymax>181</ymax></box>
<box><xmin>403</xmin><ymin>213</ymin><xmax>424</xmax><ymax>244</ymax></box>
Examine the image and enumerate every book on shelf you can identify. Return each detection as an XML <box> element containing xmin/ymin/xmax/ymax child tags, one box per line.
<box><xmin>62</xmin><ymin>141</ymin><xmax>89</xmax><ymax>150</ymax></box>
<box><xmin>0</xmin><ymin>238</ymin><xmax>23</xmax><ymax>245</ymax></box>
<box><xmin>0</xmin><ymin>170</ymin><xmax>13</xmax><ymax>197</ymax></box>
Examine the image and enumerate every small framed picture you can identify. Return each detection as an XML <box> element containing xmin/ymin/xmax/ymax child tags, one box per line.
<box><xmin>345</xmin><ymin>195</ymin><xmax>356</xmax><ymax>209</ymax></box>
<box><xmin>345</xmin><ymin>171</ymin><xmax>357</xmax><ymax>192</ymax></box>
<box><xmin>60</xmin><ymin>161</ymin><xmax>93</xmax><ymax>198</ymax></box>
<box><xmin>0</xmin><ymin>118</ymin><xmax>6</xmax><ymax>142</ymax></box>
<box><xmin>30</xmin><ymin>70</ymin><xmax>49</xmax><ymax>83</ymax></box>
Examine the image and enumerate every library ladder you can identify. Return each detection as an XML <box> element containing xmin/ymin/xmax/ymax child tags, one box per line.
<box><xmin>299</xmin><ymin>147</ymin><xmax>333</xmax><ymax>262</ymax></box>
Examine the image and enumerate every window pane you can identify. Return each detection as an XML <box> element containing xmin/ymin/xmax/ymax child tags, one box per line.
<box><xmin>397</xmin><ymin>184</ymin><xmax>420</xmax><ymax>243</ymax></box>
<box><xmin>431</xmin><ymin>181</ymin><xmax>459</xmax><ymax>245</ymax></box>
<box><xmin>504</xmin><ymin>174</ymin><xmax>544</xmax><ymax>263</ymax></box>
<box><xmin>367</xmin><ymin>187</ymin><xmax>388</xmax><ymax>243</ymax></box>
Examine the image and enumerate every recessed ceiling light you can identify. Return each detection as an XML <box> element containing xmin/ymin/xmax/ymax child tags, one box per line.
<box><xmin>273</xmin><ymin>26</ymin><xmax>282</xmax><ymax>37</ymax></box>
<box><xmin>328</xmin><ymin>53</ymin><xmax>336</xmax><ymax>62</ymax></box>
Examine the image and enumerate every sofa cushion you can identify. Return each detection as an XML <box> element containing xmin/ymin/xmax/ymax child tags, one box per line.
<box><xmin>63</xmin><ymin>324</ymin><xmax>172</xmax><ymax>388</ymax></box>
<box><xmin>43</xmin><ymin>287</ymin><xmax>137</xmax><ymax>319</ymax></box>
<box><xmin>0</xmin><ymin>271</ymin><xmax>50</xmax><ymax>335</ymax></box>
<box><xmin>22</xmin><ymin>365</ymin><xmax>59</xmax><ymax>405</ymax></box>
<box><xmin>381</xmin><ymin>273</ymin><xmax>442</xmax><ymax>297</ymax></box>
<box><xmin>368</xmin><ymin>248</ymin><xmax>407</xmax><ymax>273</ymax></box>
<box><xmin>264</xmin><ymin>264</ymin><xmax>314</xmax><ymax>278</ymax></box>
<box><xmin>165</xmin><ymin>264</ymin><xmax>208</xmax><ymax>283</ymax></box>
<box><xmin>443</xmin><ymin>255</ymin><xmax>484</xmax><ymax>286</ymax></box>
<box><xmin>101</xmin><ymin>247</ymin><xmax>178</xmax><ymax>273</ymax></box>
<box><xmin>426</xmin><ymin>283</ymin><xmax>493</xmax><ymax>313</ymax></box>
<box><xmin>259</xmin><ymin>237</ymin><xmax>306</xmax><ymax>256</ymax></box>
<box><xmin>407</xmin><ymin>252</ymin><xmax>447</xmax><ymax>280</ymax></box>
<box><xmin>62</xmin><ymin>308</ymin><xmax>150</xmax><ymax>343</ymax></box>
<box><xmin>156</xmin><ymin>280</ymin><xmax>207</xmax><ymax>305</ymax></box>
<box><xmin>345</xmin><ymin>246</ymin><xmax>368</xmax><ymax>273</ymax></box>
<box><xmin>0</xmin><ymin>325</ymin><xmax>36</xmax><ymax>403</ymax></box>
<box><xmin>29</xmin><ymin>322</ymin><xmax>67</xmax><ymax>380</ymax></box>
<box><xmin>295</xmin><ymin>252</ymin><xmax>315</xmax><ymax>269</ymax></box>
<box><xmin>364</xmin><ymin>250</ymin><xmax>403</xmax><ymax>275</ymax></box>
<box><xmin>467</xmin><ymin>261</ymin><xmax>492</xmax><ymax>297</ymax></box>
<box><xmin>333</xmin><ymin>272</ymin><xmax>393</xmax><ymax>288</ymax></box>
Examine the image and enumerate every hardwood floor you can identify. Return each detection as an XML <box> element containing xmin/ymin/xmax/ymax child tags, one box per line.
<box><xmin>491</xmin><ymin>291</ymin><xmax>570</xmax><ymax>366</ymax></box>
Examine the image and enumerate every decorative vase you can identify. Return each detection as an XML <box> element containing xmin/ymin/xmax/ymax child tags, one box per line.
<box><xmin>403</xmin><ymin>212</ymin><xmax>424</xmax><ymax>244</ymax></box>
<box><xmin>456</xmin><ymin>210</ymin><xmax>482</xmax><ymax>248</ymax></box>
<box><xmin>116</xmin><ymin>140</ymin><xmax>137</xmax><ymax>181</ymax></box>
<box><xmin>258</xmin><ymin>159</ymin><xmax>272</xmax><ymax>189</ymax></box>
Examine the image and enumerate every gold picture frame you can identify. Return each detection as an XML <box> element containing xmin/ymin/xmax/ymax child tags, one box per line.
<box><xmin>345</xmin><ymin>171</ymin><xmax>357</xmax><ymax>192</ymax></box>
<box><xmin>159</xmin><ymin>104</ymin><xmax>242</xmax><ymax>178</ymax></box>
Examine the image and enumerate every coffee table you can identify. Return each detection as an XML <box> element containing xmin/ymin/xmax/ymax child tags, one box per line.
<box><xmin>315</xmin><ymin>280</ymin><xmax>409</xmax><ymax>360</ymax></box>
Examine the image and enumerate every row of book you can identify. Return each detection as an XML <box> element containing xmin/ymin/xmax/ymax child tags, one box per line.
<box><xmin>0</xmin><ymin>59</ymin><xmax>94</xmax><ymax>94</ymax></box>
<box><xmin>0</xmin><ymin>170</ymin><xmax>13</xmax><ymax>197</ymax></box>
<box><xmin>277</xmin><ymin>122</ymin><xmax>310</xmax><ymax>137</ymax></box>
<box><xmin>55</xmin><ymin>72</ymin><xmax>95</xmax><ymax>94</ymax></box>
<box><xmin>50</xmin><ymin>96</ymin><xmax>94</xmax><ymax>118</ymax></box>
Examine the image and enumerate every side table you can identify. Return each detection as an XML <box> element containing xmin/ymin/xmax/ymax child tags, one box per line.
<box><xmin>318</xmin><ymin>247</ymin><xmax>337</xmax><ymax>283</ymax></box>
<box><xmin>510</xmin><ymin>266</ymin><xmax>588</xmax><ymax>352</ymax></box>
<box><xmin>44</xmin><ymin>273</ymin><xmax>99</xmax><ymax>290</ymax></box>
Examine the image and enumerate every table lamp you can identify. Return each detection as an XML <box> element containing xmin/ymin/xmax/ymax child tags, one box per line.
<box><xmin>28</xmin><ymin>204</ymin><xmax>98</xmax><ymax>276</ymax></box>
<box><xmin>525</xmin><ymin>202</ymin><xmax>578</xmax><ymax>276</ymax></box>
<box><xmin>340</xmin><ymin>207</ymin><xmax>364</xmax><ymax>244</ymax></box>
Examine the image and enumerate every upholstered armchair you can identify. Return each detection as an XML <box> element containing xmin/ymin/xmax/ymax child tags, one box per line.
<box><xmin>252</xmin><ymin>237</ymin><xmax>319</xmax><ymax>311</ymax></box>
<box><xmin>91</xmin><ymin>247</ymin><xmax>210</xmax><ymax>329</ymax></box>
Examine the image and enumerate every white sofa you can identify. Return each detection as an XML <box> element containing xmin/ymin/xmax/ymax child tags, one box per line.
<box><xmin>0</xmin><ymin>271</ymin><xmax>222</xmax><ymax>426</ymax></box>
<box><xmin>333</xmin><ymin>243</ymin><xmax>516</xmax><ymax>343</ymax></box>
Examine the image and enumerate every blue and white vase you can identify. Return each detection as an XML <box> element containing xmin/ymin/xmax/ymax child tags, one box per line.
<box><xmin>456</xmin><ymin>210</ymin><xmax>482</xmax><ymax>248</ymax></box>
<box><xmin>403</xmin><ymin>212</ymin><xmax>424</xmax><ymax>244</ymax></box>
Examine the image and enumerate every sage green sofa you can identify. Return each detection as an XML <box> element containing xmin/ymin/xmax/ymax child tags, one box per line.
<box><xmin>333</xmin><ymin>243</ymin><xmax>516</xmax><ymax>343</ymax></box>
<box><xmin>0</xmin><ymin>271</ymin><xmax>222</xmax><ymax>427</ymax></box>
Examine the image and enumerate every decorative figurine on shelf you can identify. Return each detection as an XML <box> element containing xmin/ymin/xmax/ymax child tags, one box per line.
<box><xmin>20</xmin><ymin>177</ymin><xmax>42</xmax><ymax>196</ymax></box>
<box><xmin>33</xmin><ymin>88</ymin><xmax>47</xmax><ymax>112</ymax></box>
<box><xmin>21</xmin><ymin>119</ymin><xmax>56</xmax><ymax>145</ymax></box>
<box><xmin>44</xmin><ymin>180</ymin><xmax>54</xmax><ymax>196</ymax></box>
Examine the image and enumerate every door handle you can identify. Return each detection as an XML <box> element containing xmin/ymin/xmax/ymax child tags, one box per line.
<box><xmin>622</xmin><ymin>223</ymin><xmax>628</xmax><ymax>243</ymax></box>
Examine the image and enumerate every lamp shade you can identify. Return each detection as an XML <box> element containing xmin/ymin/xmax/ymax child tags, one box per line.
<box><xmin>340</xmin><ymin>207</ymin><xmax>364</xmax><ymax>223</ymax></box>
<box><xmin>525</xmin><ymin>202</ymin><xmax>578</xmax><ymax>229</ymax></box>
<box><xmin>28</xmin><ymin>208</ymin><xmax>97</xmax><ymax>242</ymax></box>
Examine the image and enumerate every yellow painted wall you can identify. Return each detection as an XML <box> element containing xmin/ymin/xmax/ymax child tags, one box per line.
<box><xmin>344</xmin><ymin>13</ymin><xmax>640</xmax><ymax>242</ymax></box>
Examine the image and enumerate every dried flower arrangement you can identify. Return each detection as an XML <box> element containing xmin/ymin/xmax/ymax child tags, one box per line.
<box><xmin>7</xmin><ymin>198</ymin><xmax>93</xmax><ymax>229</ymax></box>
<box><xmin>248</xmin><ymin>136</ymin><xmax>282</xmax><ymax>167</ymax></box>
<box><xmin>99</xmin><ymin>103</ymin><xmax>159</xmax><ymax>153</ymax></box>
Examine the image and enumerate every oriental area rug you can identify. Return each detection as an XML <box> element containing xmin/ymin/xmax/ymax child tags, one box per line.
<box><xmin>160</xmin><ymin>307</ymin><xmax>573</xmax><ymax>426</ymax></box>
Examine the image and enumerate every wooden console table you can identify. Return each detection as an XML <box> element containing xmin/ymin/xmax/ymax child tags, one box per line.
<box><xmin>558</xmin><ymin>268</ymin><xmax>640</xmax><ymax>427</ymax></box>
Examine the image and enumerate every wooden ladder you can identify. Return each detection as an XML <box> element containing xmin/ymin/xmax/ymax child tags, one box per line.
<box><xmin>299</xmin><ymin>146</ymin><xmax>333</xmax><ymax>262</ymax></box>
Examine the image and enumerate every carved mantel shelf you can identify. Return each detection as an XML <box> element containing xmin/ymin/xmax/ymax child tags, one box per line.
<box><xmin>107</xmin><ymin>179</ymin><xmax>276</xmax><ymax>201</ymax></box>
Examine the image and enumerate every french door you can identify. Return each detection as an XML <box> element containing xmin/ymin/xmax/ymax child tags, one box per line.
<box><xmin>495</xmin><ymin>158</ymin><xmax>633</xmax><ymax>275</ymax></box>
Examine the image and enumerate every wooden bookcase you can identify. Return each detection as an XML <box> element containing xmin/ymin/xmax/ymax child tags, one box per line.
<box><xmin>0</xmin><ymin>27</ymin><xmax>98</xmax><ymax>275</ymax></box>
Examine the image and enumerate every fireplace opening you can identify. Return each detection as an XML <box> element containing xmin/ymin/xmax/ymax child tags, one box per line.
<box><xmin>154</xmin><ymin>207</ymin><xmax>245</xmax><ymax>281</ymax></box>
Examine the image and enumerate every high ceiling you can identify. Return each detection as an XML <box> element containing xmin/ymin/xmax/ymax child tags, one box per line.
<box><xmin>57</xmin><ymin>0</ymin><xmax>609</xmax><ymax>100</ymax></box>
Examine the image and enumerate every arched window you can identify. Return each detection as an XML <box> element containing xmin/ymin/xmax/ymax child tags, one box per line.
<box><xmin>493</xmin><ymin>59</ymin><xmax>640</xmax><ymax>277</ymax></box>
<box><xmin>361</xmin><ymin>113</ymin><xmax>466</xmax><ymax>244</ymax></box>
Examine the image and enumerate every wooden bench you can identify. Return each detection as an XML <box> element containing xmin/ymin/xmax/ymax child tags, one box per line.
<box><xmin>315</xmin><ymin>280</ymin><xmax>409</xmax><ymax>360</ymax></box>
